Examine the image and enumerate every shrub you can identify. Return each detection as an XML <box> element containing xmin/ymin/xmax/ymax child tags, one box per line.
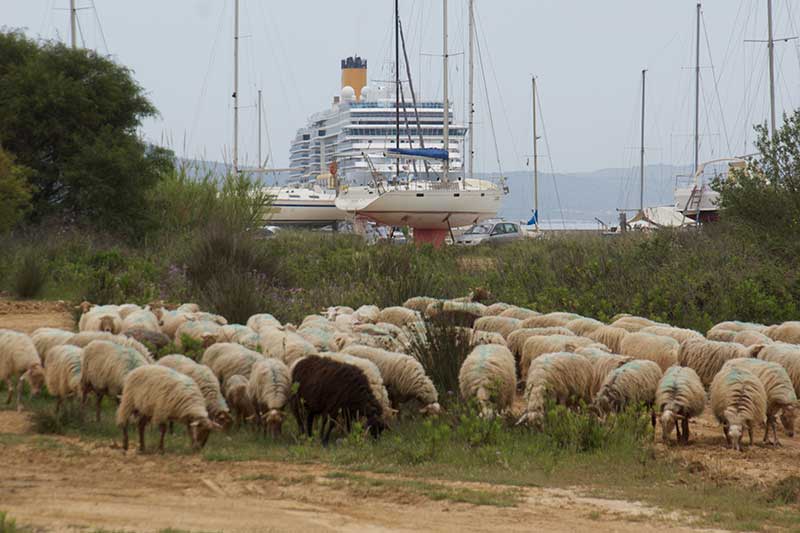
<box><xmin>12</xmin><ymin>251</ymin><xmax>46</xmax><ymax>298</ymax></box>
<box><xmin>408</xmin><ymin>317</ymin><xmax>474</xmax><ymax>405</ymax></box>
<box><xmin>201</xmin><ymin>271</ymin><xmax>269</xmax><ymax>325</ymax></box>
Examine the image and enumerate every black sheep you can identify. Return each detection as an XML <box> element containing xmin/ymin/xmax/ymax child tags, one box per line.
<box><xmin>290</xmin><ymin>355</ymin><xmax>385</xmax><ymax>445</ymax></box>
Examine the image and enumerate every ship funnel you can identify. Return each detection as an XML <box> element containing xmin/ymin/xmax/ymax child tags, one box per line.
<box><xmin>341</xmin><ymin>55</ymin><xmax>367</xmax><ymax>101</ymax></box>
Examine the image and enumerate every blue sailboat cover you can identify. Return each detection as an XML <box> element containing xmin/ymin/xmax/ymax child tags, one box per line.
<box><xmin>386</xmin><ymin>148</ymin><xmax>449</xmax><ymax>161</ymax></box>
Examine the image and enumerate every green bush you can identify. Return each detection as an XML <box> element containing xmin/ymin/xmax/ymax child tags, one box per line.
<box><xmin>12</xmin><ymin>251</ymin><xmax>46</xmax><ymax>298</ymax></box>
<box><xmin>408</xmin><ymin>318</ymin><xmax>475</xmax><ymax>404</ymax></box>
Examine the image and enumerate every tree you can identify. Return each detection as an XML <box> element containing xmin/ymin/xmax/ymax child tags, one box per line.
<box><xmin>0</xmin><ymin>146</ymin><xmax>33</xmax><ymax>233</ymax></box>
<box><xmin>0</xmin><ymin>30</ymin><xmax>172</xmax><ymax>234</ymax></box>
<box><xmin>716</xmin><ymin>110</ymin><xmax>800</xmax><ymax>245</ymax></box>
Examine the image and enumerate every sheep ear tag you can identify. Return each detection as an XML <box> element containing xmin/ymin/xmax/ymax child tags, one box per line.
<box><xmin>190</xmin><ymin>421</ymin><xmax>200</xmax><ymax>427</ymax></box>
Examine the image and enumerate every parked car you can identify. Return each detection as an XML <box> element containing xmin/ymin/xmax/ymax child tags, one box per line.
<box><xmin>455</xmin><ymin>221</ymin><xmax>523</xmax><ymax>246</ymax></box>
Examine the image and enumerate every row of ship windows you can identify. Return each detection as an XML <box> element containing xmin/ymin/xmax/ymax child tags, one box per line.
<box><xmin>343</xmin><ymin>128</ymin><xmax>466</xmax><ymax>137</ymax></box>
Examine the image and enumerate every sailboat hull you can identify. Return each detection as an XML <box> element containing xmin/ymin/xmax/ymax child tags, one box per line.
<box><xmin>264</xmin><ymin>187</ymin><xmax>347</xmax><ymax>227</ymax></box>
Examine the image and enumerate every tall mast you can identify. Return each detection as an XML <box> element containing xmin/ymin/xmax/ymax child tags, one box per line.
<box><xmin>395</xmin><ymin>0</ymin><xmax>400</xmax><ymax>182</ymax></box>
<box><xmin>467</xmin><ymin>0</ymin><xmax>475</xmax><ymax>181</ymax></box>
<box><xmin>70</xmin><ymin>0</ymin><xmax>77</xmax><ymax>49</ymax></box>
<box><xmin>233</xmin><ymin>0</ymin><xmax>240</xmax><ymax>174</ymax></box>
<box><xmin>531</xmin><ymin>76</ymin><xmax>539</xmax><ymax>232</ymax></box>
<box><xmin>257</xmin><ymin>89</ymin><xmax>262</xmax><ymax>169</ymax></box>
<box><xmin>694</xmin><ymin>2</ymin><xmax>701</xmax><ymax>174</ymax></box>
<box><xmin>442</xmin><ymin>0</ymin><xmax>450</xmax><ymax>182</ymax></box>
<box><xmin>767</xmin><ymin>0</ymin><xmax>777</xmax><ymax>137</ymax></box>
<box><xmin>640</xmin><ymin>69</ymin><xmax>646</xmax><ymax>213</ymax></box>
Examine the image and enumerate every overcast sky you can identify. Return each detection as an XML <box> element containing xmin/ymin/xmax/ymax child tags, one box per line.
<box><xmin>6</xmin><ymin>1</ymin><xmax>800</xmax><ymax>173</ymax></box>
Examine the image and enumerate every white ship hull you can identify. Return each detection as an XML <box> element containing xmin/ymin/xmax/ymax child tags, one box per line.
<box><xmin>264</xmin><ymin>187</ymin><xmax>346</xmax><ymax>227</ymax></box>
<box><xmin>674</xmin><ymin>186</ymin><xmax>720</xmax><ymax>214</ymax></box>
<box><xmin>336</xmin><ymin>184</ymin><xmax>503</xmax><ymax>229</ymax></box>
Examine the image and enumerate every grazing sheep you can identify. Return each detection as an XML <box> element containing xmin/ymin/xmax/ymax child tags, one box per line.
<box><xmin>174</xmin><ymin>320</ymin><xmax>222</xmax><ymax>349</ymax></box>
<box><xmin>247</xmin><ymin>358</ymin><xmax>291</xmax><ymax>436</ymax></box>
<box><xmin>341</xmin><ymin>345</ymin><xmax>440</xmax><ymax>414</ymax></box>
<box><xmin>473</xmin><ymin>316</ymin><xmax>522</xmax><ymax>339</ymax></box>
<box><xmin>758</xmin><ymin>343</ymin><xmax>800</xmax><ymax>396</ymax></box>
<box><xmin>116</xmin><ymin>365</ymin><xmax>219</xmax><ymax>453</ymax></box>
<box><xmin>576</xmin><ymin>347</ymin><xmax>632</xmax><ymax>397</ymax></box>
<box><xmin>190</xmin><ymin>312</ymin><xmax>228</xmax><ymax>326</ymax></box>
<box><xmin>619</xmin><ymin>332</ymin><xmax>680</xmax><ymax>372</ymax></box>
<box><xmin>333</xmin><ymin>313</ymin><xmax>359</xmax><ymax>332</ymax></box>
<box><xmin>732</xmin><ymin>330</ymin><xmax>773</xmax><ymax>347</ymax></box>
<box><xmin>120</xmin><ymin>309</ymin><xmax>160</xmax><ymax>334</ymax></box>
<box><xmin>640</xmin><ymin>325</ymin><xmax>704</xmax><ymax>344</ymax></box>
<box><xmin>655</xmin><ymin>366</ymin><xmax>706</xmax><ymax>444</ymax></box>
<box><xmin>177</xmin><ymin>303</ymin><xmax>201</xmax><ymax>313</ymax></box>
<box><xmin>499</xmin><ymin>307</ymin><xmax>540</xmax><ymax>320</ymax></box>
<box><xmin>223</xmin><ymin>374</ymin><xmax>253</xmax><ymax>426</ymax></box>
<box><xmin>677</xmin><ymin>338</ymin><xmax>762</xmax><ymax>388</ymax></box>
<box><xmin>706</xmin><ymin>329</ymin><xmax>738</xmax><ymax>342</ymax></box>
<box><xmin>158</xmin><ymin>309</ymin><xmax>191</xmax><ymax>338</ymax></box>
<box><xmin>43</xmin><ymin>345</ymin><xmax>83</xmax><ymax>414</ymax></box>
<box><xmin>297</xmin><ymin>325</ymin><xmax>337</xmax><ymax>352</ymax></box>
<box><xmin>260</xmin><ymin>327</ymin><xmax>316</xmax><ymax>366</ymax></box>
<box><xmin>521</xmin><ymin>312</ymin><xmax>582</xmax><ymax>329</ymax></box>
<box><xmin>458</xmin><ymin>345</ymin><xmax>516</xmax><ymax>418</ymax></box>
<box><xmin>80</xmin><ymin>340</ymin><xmax>150</xmax><ymax>422</ymax></box>
<box><xmin>710</xmin><ymin>366</ymin><xmax>767</xmax><ymax>451</ymax></box>
<box><xmin>353</xmin><ymin>305</ymin><xmax>381</xmax><ymax>324</ymax></box>
<box><xmin>66</xmin><ymin>331</ymin><xmax>153</xmax><ymax>363</ymax></box>
<box><xmin>320</xmin><ymin>352</ymin><xmax>394</xmax><ymax>421</ymax></box>
<box><xmin>517</xmin><ymin>352</ymin><xmax>594</xmax><ymax>426</ymax></box>
<box><xmin>403</xmin><ymin>296</ymin><xmax>440</xmax><ymax>314</ymax></box>
<box><xmin>519</xmin><ymin>335</ymin><xmax>597</xmax><ymax>382</ymax></box>
<box><xmin>592</xmin><ymin>360</ymin><xmax>663</xmax><ymax>424</ymax></box>
<box><xmin>721</xmin><ymin>358</ymin><xmax>797</xmax><ymax>444</ymax></box>
<box><xmin>246</xmin><ymin>313</ymin><xmax>281</xmax><ymax>334</ymax></box>
<box><xmin>290</xmin><ymin>355</ymin><xmax>386</xmax><ymax>445</ymax></box>
<box><xmin>79</xmin><ymin>308</ymin><xmax>122</xmax><ymax>334</ymax></box>
<box><xmin>426</xmin><ymin>300</ymin><xmax>487</xmax><ymax>326</ymax></box>
<box><xmin>117</xmin><ymin>304</ymin><xmax>142</xmax><ymax>320</ymax></box>
<box><xmin>610</xmin><ymin>316</ymin><xmax>661</xmax><ymax>333</ymax></box>
<box><xmin>484</xmin><ymin>302</ymin><xmax>514</xmax><ymax>316</ymax></box>
<box><xmin>709</xmin><ymin>321</ymin><xmax>767</xmax><ymax>336</ymax></box>
<box><xmin>587</xmin><ymin>325</ymin><xmax>629</xmax><ymax>353</ymax></box>
<box><xmin>0</xmin><ymin>330</ymin><xmax>45</xmax><ymax>409</ymax></box>
<box><xmin>158</xmin><ymin>354</ymin><xmax>231</xmax><ymax>427</ymax></box>
<box><xmin>325</xmin><ymin>306</ymin><xmax>355</xmax><ymax>320</ymax></box>
<box><xmin>123</xmin><ymin>328</ymin><xmax>171</xmax><ymax>351</ymax></box>
<box><xmin>377</xmin><ymin>306</ymin><xmax>420</xmax><ymax>328</ymax></box>
<box><xmin>219</xmin><ymin>325</ymin><xmax>261</xmax><ymax>351</ymax></box>
<box><xmin>466</xmin><ymin>329</ymin><xmax>507</xmax><ymax>347</ymax></box>
<box><xmin>507</xmin><ymin>328</ymin><xmax>576</xmax><ymax>360</ymax></box>
<box><xmin>764</xmin><ymin>321</ymin><xmax>800</xmax><ymax>344</ymax></box>
<box><xmin>31</xmin><ymin>328</ymin><xmax>73</xmax><ymax>364</ymax></box>
<box><xmin>564</xmin><ymin>317</ymin><xmax>605</xmax><ymax>337</ymax></box>
<box><xmin>201</xmin><ymin>343</ymin><xmax>263</xmax><ymax>385</ymax></box>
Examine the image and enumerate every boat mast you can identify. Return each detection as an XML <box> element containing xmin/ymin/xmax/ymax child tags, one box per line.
<box><xmin>257</xmin><ymin>89</ymin><xmax>262</xmax><ymax>169</ymax></box>
<box><xmin>694</xmin><ymin>2</ymin><xmax>701</xmax><ymax>175</ymax></box>
<box><xmin>233</xmin><ymin>0</ymin><xmax>240</xmax><ymax>174</ymax></box>
<box><xmin>767</xmin><ymin>0</ymin><xmax>777</xmax><ymax>138</ymax></box>
<box><xmin>639</xmin><ymin>69</ymin><xmax>646</xmax><ymax>214</ymax></box>
<box><xmin>395</xmin><ymin>0</ymin><xmax>401</xmax><ymax>182</ymax></box>
<box><xmin>442</xmin><ymin>0</ymin><xmax>450</xmax><ymax>182</ymax></box>
<box><xmin>70</xmin><ymin>0</ymin><xmax>77</xmax><ymax>49</ymax></box>
<box><xmin>467</xmin><ymin>0</ymin><xmax>475</xmax><ymax>181</ymax></box>
<box><xmin>531</xmin><ymin>76</ymin><xmax>539</xmax><ymax>232</ymax></box>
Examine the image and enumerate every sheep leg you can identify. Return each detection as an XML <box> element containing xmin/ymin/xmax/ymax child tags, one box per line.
<box><xmin>55</xmin><ymin>398</ymin><xmax>62</xmax><ymax>416</ymax></box>
<box><xmin>723</xmin><ymin>425</ymin><xmax>731</xmax><ymax>448</ymax></box>
<box><xmin>158</xmin><ymin>423</ymin><xmax>167</xmax><ymax>454</ymax></box>
<box><xmin>137</xmin><ymin>417</ymin><xmax>148</xmax><ymax>453</ymax></box>
<box><xmin>305</xmin><ymin>413</ymin><xmax>315</xmax><ymax>438</ymax></box>
<box><xmin>95</xmin><ymin>393</ymin><xmax>103</xmax><ymax>423</ymax></box>
<box><xmin>770</xmin><ymin>418</ymin><xmax>781</xmax><ymax>447</ymax></box>
<box><xmin>168</xmin><ymin>421</ymin><xmax>174</xmax><ymax>435</ymax></box>
<box><xmin>674</xmin><ymin>419</ymin><xmax>681</xmax><ymax>443</ymax></box>
<box><xmin>121</xmin><ymin>423</ymin><xmax>129</xmax><ymax>451</ymax></box>
<box><xmin>322</xmin><ymin>418</ymin><xmax>335</xmax><ymax>447</ymax></box>
<box><xmin>747</xmin><ymin>426</ymin><xmax>754</xmax><ymax>447</ymax></box>
<box><xmin>319</xmin><ymin>418</ymin><xmax>328</xmax><ymax>441</ymax></box>
<box><xmin>681</xmin><ymin>417</ymin><xmax>690</xmax><ymax>444</ymax></box>
<box><xmin>5</xmin><ymin>378</ymin><xmax>13</xmax><ymax>404</ymax></box>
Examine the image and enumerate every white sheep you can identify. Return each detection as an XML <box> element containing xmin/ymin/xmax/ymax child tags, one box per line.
<box><xmin>43</xmin><ymin>345</ymin><xmax>83</xmax><ymax>414</ymax></box>
<box><xmin>575</xmin><ymin>347</ymin><xmax>632</xmax><ymax>397</ymax></box>
<box><xmin>31</xmin><ymin>328</ymin><xmax>73</xmax><ymax>364</ymax></box>
<box><xmin>710</xmin><ymin>366</ymin><xmax>767</xmax><ymax>451</ymax></box>
<box><xmin>120</xmin><ymin>309</ymin><xmax>160</xmax><ymax>334</ymax></box>
<box><xmin>353</xmin><ymin>305</ymin><xmax>381</xmax><ymax>324</ymax></box>
<box><xmin>158</xmin><ymin>309</ymin><xmax>192</xmax><ymax>338</ymax></box>
<box><xmin>498</xmin><ymin>306</ymin><xmax>539</xmax><ymax>320</ymax></box>
<box><xmin>610</xmin><ymin>315</ymin><xmax>662</xmax><ymax>332</ymax></box>
<box><xmin>721</xmin><ymin>358</ymin><xmax>797</xmax><ymax>445</ymax></box>
<box><xmin>174</xmin><ymin>320</ymin><xmax>222</xmax><ymax>349</ymax></box>
<box><xmin>260</xmin><ymin>327</ymin><xmax>316</xmax><ymax>366</ymax></box>
<box><xmin>732</xmin><ymin>330</ymin><xmax>773</xmax><ymax>347</ymax></box>
<box><xmin>517</xmin><ymin>352</ymin><xmax>593</xmax><ymax>426</ymax></box>
<box><xmin>325</xmin><ymin>306</ymin><xmax>355</xmax><ymax>320</ymax></box>
<box><xmin>219</xmin><ymin>324</ymin><xmax>261</xmax><ymax>351</ymax></box>
<box><xmin>426</xmin><ymin>300</ymin><xmax>487</xmax><ymax>324</ymax></box>
<box><xmin>319</xmin><ymin>352</ymin><xmax>396</xmax><ymax>421</ymax></box>
<box><xmin>79</xmin><ymin>308</ymin><xmax>122</xmax><ymax>334</ymax></box>
<box><xmin>466</xmin><ymin>329</ymin><xmax>508</xmax><ymax>347</ymax></box>
<box><xmin>705</xmin><ymin>329</ymin><xmax>737</xmax><ymax>342</ymax></box>
<box><xmin>246</xmin><ymin>313</ymin><xmax>281</xmax><ymax>334</ymax></box>
<box><xmin>520</xmin><ymin>312</ymin><xmax>581</xmax><ymax>329</ymax></box>
<box><xmin>654</xmin><ymin>366</ymin><xmax>706</xmax><ymax>444</ymax></box>
<box><xmin>458</xmin><ymin>344</ymin><xmax>516</xmax><ymax>418</ymax></box>
<box><xmin>341</xmin><ymin>344</ymin><xmax>440</xmax><ymax>415</ymax></box>
<box><xmin>403</xmin><ymin>296</ymin><xmax>440</xmax><ymax>314</ymax></box>
<box><xmin>377</xmin><ymin>306</ymin><xmax>421</xmax><ymax>328</ymax></box>
<box><xmin>639</xmin><ymin>325</ymin><xmax>704</xmax><ymax>344</ymax></box>
<box><xmin>484</xmin><ymin>302</ymin><xmax>514</xmax><ymax>316</ymax></box>
<box><xmin>677</xmin><ymin>338</ymin><xmax>762</xmax><ymax>389</ymax></box>
<box><xmin>473</xmin><ymin>316</ymin><xmax>522</xmax><ymax>339</ymax></box>
<box><xmin>507</xmin><ymin>328</ymin><xmax>576</xmax><ymax>361</ymax></box>
<box><xmin>586</xmin><ymin>325</ymin><xmax>629</xmax><ymax>353</ymax></box>
<box><xmin>177</xmin><ymin>303</ymin><xmax>201</xmax><ymax>313</ymax></box>
<box><xmin>619</xmin><ymin>332</ymin><xmax>680</xmax><ymax>372</ymax></box>
<box><xmin>66</xmin><ymin>331</ymin><xmax>153</xmax><ymax>363</ymax></box>
<box><xmin>764</xmin><ymin>321</ymin><xmax>800</xmax><ymax>344</ymax></box>
<box><xmin>758</xmin><ymin>343</ymin><xmax>800</xmax><ymax>397</ymax></box>
<box><xmin>201</xmin><ymin>343</ymin><xmax>263</xmax><ymax>385</ymax></box>
<box><xmin>297</xmin><ymin>325</ymin><xmax>337</xmax><ymax>352</ymax></box>
<box><xmin>708</xmin><ymin>320</ymin><xmax>767</xmax><ymax>336</ymax></box>
<box><xmin>117</xmin><ymin>303</ymin><xmax>142</xmax><ymax>320</ymax></box>
<box><xmin>157</xmin><ymin>354</ymin><xmax>231</xmax><ymax>427</ymax></box>
<box><xmin>564</xmin><ymin>317</ymin><xmax>605</xmax><ymax>337</ymax></box>
<box><xmin>519</xmin><ymin>334</ymin><xmax>597</xmax><ymax>382</ymax></box>
<box><xmin>223</xmin><ymin>374</ymin><xmax>253</xmax><ymax>426</ymax></box>
<box><xmin>80</xmin><ymin>339</ymin><xmax>150</xmax><ymax>421</ymax></box>
<box><xmin>116</xmin><ymin>365</ymin><xmax>219</xmax><ymax>453</ymax></box>
<box><xmin>247</xmin><ymin>358</ymin><xmax>291</xmax><ymax>435</ymax></box>
<box><xmin>0</xmin><ymin>330</ymin><xmax>45</xmax><ymax>409</ymax></box>
<box><xmin>592</xmin><ymin>360</ymin><xmax>663</xmax><ymax>424</ymax></box>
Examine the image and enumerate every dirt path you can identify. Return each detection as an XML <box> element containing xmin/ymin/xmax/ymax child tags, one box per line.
<box><xmin>0</xmin><ymin>413</ymin><xmax>710</xmax><ymax>533</ymax></box>
<box><xmin>0</xmin><ymin>299</ymin><xmax>74</xmax><ymax>334</ymax></box>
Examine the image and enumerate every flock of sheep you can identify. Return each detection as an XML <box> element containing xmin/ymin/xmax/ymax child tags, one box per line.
<box><xmin>1</xmin><ymin>296</ymin><xmax>799</xmax><ymax>454</ymax></box>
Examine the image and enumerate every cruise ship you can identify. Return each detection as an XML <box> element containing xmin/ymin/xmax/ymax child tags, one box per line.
<box><xmin>289</xmin><ymin>56</ymin><xmax>466</xmax><ymax>185</ymax></box>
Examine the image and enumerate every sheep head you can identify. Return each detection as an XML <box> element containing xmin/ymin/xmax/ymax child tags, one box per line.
<box><xmin>728</xmin><ymin>423</ymin><xmax>743</xmax><ymax>451</ymax></box>
<box><xmin>419</xmin><ymin>402</ymin><xmax>442</xmax><ymax>416</ymax></box>
<box><xmin>780</xmin><ymin>403</ymin><xmax>798</xmax><ymax>438</ymax></box>
<box><xmin>748</xmin><ymin>344</ymin><xmax>767</xmax><ymax>358</ymax></box>
<box><xmin>190</xmin><ymin>418</ymin><xmax>222</xmax><ymax>449</ymax></box>
<box><xmin>660</xmin><ymin>409</ymin><xmax>676</xmax><ymax>442</ymax></box>
<box><xmin>99</xmin><ymin>315</ymin><xmax>117</xmax><ymax>333</ymax></box>
<box><xmin>214</xmin><ymin>410</ymin><xmax>233</xmax><ymax>431</ymax></box>
<box><xmin>200</xmin><ymin>333</ymin><xmax>218</xmax><ymax>348</ymax></box>
<box><xmin>262</xmin><ymin>408</ymin><xmax>284</xmax><ymax>436</ymax></box>
<box><xmin>366</xmin><ymin>415</ymin><xmax>386</xmax><ymax>439</ymax></box>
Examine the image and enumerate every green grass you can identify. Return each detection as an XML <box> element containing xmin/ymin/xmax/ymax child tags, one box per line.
<box><xmin>0</xmin><ymin>511</ymin><xmax>31</xmax><ymax>533</ymax></box>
